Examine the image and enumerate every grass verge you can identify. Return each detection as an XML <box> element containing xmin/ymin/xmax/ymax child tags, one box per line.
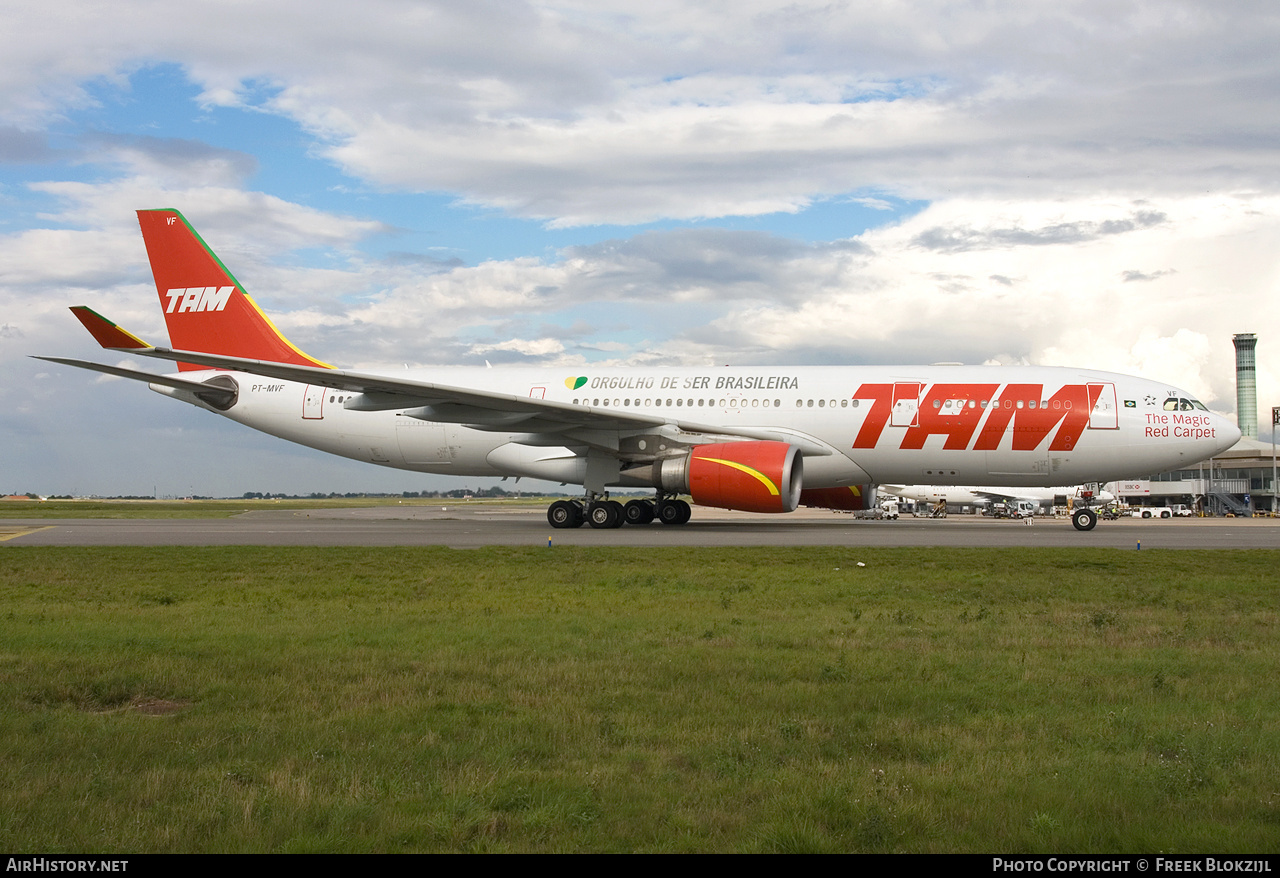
<box><xmin>2</xmin><ymin>546</ymin><xmax>1277</xmax><ymax>852</ymax></box>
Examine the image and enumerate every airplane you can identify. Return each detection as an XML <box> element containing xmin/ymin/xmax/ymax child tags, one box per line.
<box><xmin>880</xmin><ymin>484</ymin><xmax>1116</xmax><ymax>510</ymax></box>
<box><xmin>36</xmin><ymin>209</ymin><xmax>1241</xmax><ymax>533</ymax></box>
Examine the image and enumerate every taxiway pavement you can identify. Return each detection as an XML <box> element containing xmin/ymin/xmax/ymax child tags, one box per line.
<box><xmin>3</xmin><ymin>507</ymin><xmax>1277</xmax><ymax>549</ymax></box>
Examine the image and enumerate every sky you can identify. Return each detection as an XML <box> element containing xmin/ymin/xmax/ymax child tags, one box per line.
<box><xmin>3</xmin><ymin>0</ymin><xmax>1278</xmax><ymax>497</ymax></box>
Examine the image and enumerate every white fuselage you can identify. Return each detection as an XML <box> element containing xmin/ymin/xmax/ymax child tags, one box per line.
<box><xmin>881</xmin><ymin>485</ymin><xmax>1116</xmax><ymax>506</ymax></box>
<box><xmin>154</xmin><ymin>363</ymin><xmax>1238</xmax><ymax>490</ymax></box>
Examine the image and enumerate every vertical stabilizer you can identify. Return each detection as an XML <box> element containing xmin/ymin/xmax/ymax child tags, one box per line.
<box><xmin>136</xmin><ymin>209</ymin><xmax>331</xmax><ymax>371</ymax></box>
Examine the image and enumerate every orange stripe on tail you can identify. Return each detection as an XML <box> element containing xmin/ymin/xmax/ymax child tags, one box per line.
<box><xmin>136</xmin><ymin>209</ymin><xmax>332</xmax><ymax>371</ymax></box>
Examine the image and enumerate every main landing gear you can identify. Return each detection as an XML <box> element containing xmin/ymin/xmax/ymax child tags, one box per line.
<box><xmin>547</xmin><ymin>494</ymin><xmax>691</xmax><ymax>529</ymax></box>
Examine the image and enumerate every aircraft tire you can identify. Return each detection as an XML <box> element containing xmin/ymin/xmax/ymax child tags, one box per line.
<box><xmin>658</xmin><ymin>499</ymin><xmax>692</xmax><ymax>525</ymax></box>
<box><xmin>624</xmin><ymin>499</ymin><xmax>655</xmax><ymax>525</ymax></box>
<box><xmin>657</xmin><ymin>500</ymin><xmax>682</xmax><ymax>525</ymax></box>
<box><xmin>607</xmin><ymin>500</ymin><xmax>626</xmax><ymax>527</ymax></box>
<box><xmin>1071</xmin><ymin>508</ymin><xmax>1098</xmax><ymax>532</ymax></box>
<box><xmin>548</xmin><ymin>500</ymin><xmax>583</xmax><ymax>529</ymax></box>
<box><xmin>588</xmin><ymin>500</ymin><xmax>624</xmax><ymax>529</ymax></box>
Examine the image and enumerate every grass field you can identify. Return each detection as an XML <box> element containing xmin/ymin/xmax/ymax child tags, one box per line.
<box><xmin>2</xmin><ymin>546</ymin><xmax>1277</xmax><ymax>852</ymax></box>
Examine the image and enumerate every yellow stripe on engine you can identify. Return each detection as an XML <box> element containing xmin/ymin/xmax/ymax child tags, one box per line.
<box><xmin>694</xmin><ymin>457</ymin><xmax>781</xmax><ymax>495</ymax></box>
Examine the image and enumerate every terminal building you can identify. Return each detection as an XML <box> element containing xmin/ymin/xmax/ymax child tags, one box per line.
<box><xmin>1116</xmin><ymin>333</ymin><xmax>1276</xmax><ymax>516</ymax></box>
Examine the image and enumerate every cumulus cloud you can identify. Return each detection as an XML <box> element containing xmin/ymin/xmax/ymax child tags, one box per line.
<box><xmin>4</xmin><ymin>2</ymin><xmax>1280</xmax><ymax>224</ymax></box>
<box><xmin>82</xmin><ymin>134</ymin><xmax>258</xmax><ymax>188</ymax></box>
<box><xmin>0</xmin><ymin>127</ymin><xmax>53</xmax><ymax>163</ymax></box>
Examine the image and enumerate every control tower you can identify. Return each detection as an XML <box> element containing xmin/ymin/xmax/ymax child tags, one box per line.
<box><xmin>1233</xmin><ymin>333</ymin><xmax>1257</xmax><ymax>440</ymax></box>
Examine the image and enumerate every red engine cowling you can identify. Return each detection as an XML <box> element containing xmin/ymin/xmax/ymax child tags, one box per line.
<box><xmin>800</xmin><ymin>486</ymin><xmax>871</xmax><ymax>511</ymax></box>
<box><xmin>662</xmin><ymin>441</ymin><xmax>803</xmax><ymax>513</ymax></box>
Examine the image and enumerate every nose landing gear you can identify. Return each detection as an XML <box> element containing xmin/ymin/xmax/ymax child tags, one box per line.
<box><xmin>1071</xmin><ymin>506</ymin><xmax>1098</xmax><ymax>531</ymax></box>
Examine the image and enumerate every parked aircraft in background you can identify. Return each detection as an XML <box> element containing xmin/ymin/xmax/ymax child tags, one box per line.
<box><xmin>38</xmin><ymin>210</ymin><xmax>1240</xmax><ymax>532</ymax></box>
<box><xmin>880</xmin><ymin>484</ymin><xmax>1115</xmax><ymax>509</ymax></box>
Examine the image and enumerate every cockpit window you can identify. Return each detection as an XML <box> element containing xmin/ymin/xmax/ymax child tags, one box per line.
<box><xmin>1164</xmin><ymin>398</ymin><xmax>1178</xmax><ymax>411</ymax></box>
<box><xmin>1166</xmin><ymin>397</ymin><xmax>1209</xmax><ymax>412</ymax></box>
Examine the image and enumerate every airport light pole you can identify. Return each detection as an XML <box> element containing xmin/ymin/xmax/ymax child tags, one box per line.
<box><xmin>1272</xmin><ymin>407</ymin><xmax>1278</xmax><ymax>515</ymax></box>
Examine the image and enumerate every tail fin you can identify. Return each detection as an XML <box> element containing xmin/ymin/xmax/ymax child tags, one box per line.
<box><xmin>136</xmin><ymin>209</ymin><xmax>331</xmax><ymax>371</ymax></box>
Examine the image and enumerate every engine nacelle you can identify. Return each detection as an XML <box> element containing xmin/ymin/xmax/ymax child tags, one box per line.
<box><xmin>800</xmin><ymin>486</ymin><xmax>871</xmax><ymax>512</ymax></box>
<box><xmin>657</xmin><ymin>441</ymin><xmax>802</xmax><ymax>513</ymax></box>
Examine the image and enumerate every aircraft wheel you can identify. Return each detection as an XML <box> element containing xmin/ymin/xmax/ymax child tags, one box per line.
<box><xmin>548</xmin><ymin>500</ymin><xmax>583</xmax><ymax>529</ymax></box>
<box><xmin>607</xmin><ymin>500</ymin><xmax>626</xmax><ymax>527</ymax></box>
<box><xmin>588</xmin><ymin>500</ymin><xmax>624</xmax><ymax>529</ymax></box>
<box><xmin>624</xmin><ymin>499</ymin><xmax>655</xmax><ymax>525</ymax></box>
<box><xmin>658</xmin><ymin>499</ymin><xmax>692</xmax><ymax>525</ymax></box>
<box><xmin>1071</xmin><ymin>508</ymin><xmax>1098</xmax><ymax>532</ymax></box>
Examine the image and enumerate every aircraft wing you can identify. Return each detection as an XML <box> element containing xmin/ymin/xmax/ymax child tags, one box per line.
<box><xmin>969</xmin><ymin>489</ymin><xmax>1016</xmax><ymax>504</ymax></box>
<box><xmin>56</xmin><ymin>311</ymin><xmax>834</xmax><ymax>459</ymax></box>
<box><xmin>122</xmin><ymin>346</ymin><xmax>833</xmax><ymax>456</ymax></box>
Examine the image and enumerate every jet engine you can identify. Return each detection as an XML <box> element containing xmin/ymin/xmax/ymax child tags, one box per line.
<box><xmin>652</xmin><ymin>441</ymin><xmax>803</xmax><ymax>513</ymax></box>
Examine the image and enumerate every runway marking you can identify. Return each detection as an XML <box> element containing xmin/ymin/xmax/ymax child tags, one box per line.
<box><xmin>0</xmin><ymin>526</ymin><xmax>55</xmax><ymax>542</ymax></box>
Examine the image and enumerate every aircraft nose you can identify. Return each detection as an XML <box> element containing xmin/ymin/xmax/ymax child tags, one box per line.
<box><xmin>1221</xmin><ymin>418</ymin><xmax>1242</xmax><ymax>447</ymax></box>
<box><xmin>1206</xmin><ymin>413</ymin><xmax>1241</xmax><ymax>455</ymax></box>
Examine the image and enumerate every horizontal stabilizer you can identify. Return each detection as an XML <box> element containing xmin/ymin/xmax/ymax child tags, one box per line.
<box><xmin>70</xmin><ymin>306</ymin><xmax>151</xmax><ymax>350</ymax></box>
<box><xmin>32</xmin><ymin>356</ymin><xmax>237</xmax><ymax>408</ymax></box>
